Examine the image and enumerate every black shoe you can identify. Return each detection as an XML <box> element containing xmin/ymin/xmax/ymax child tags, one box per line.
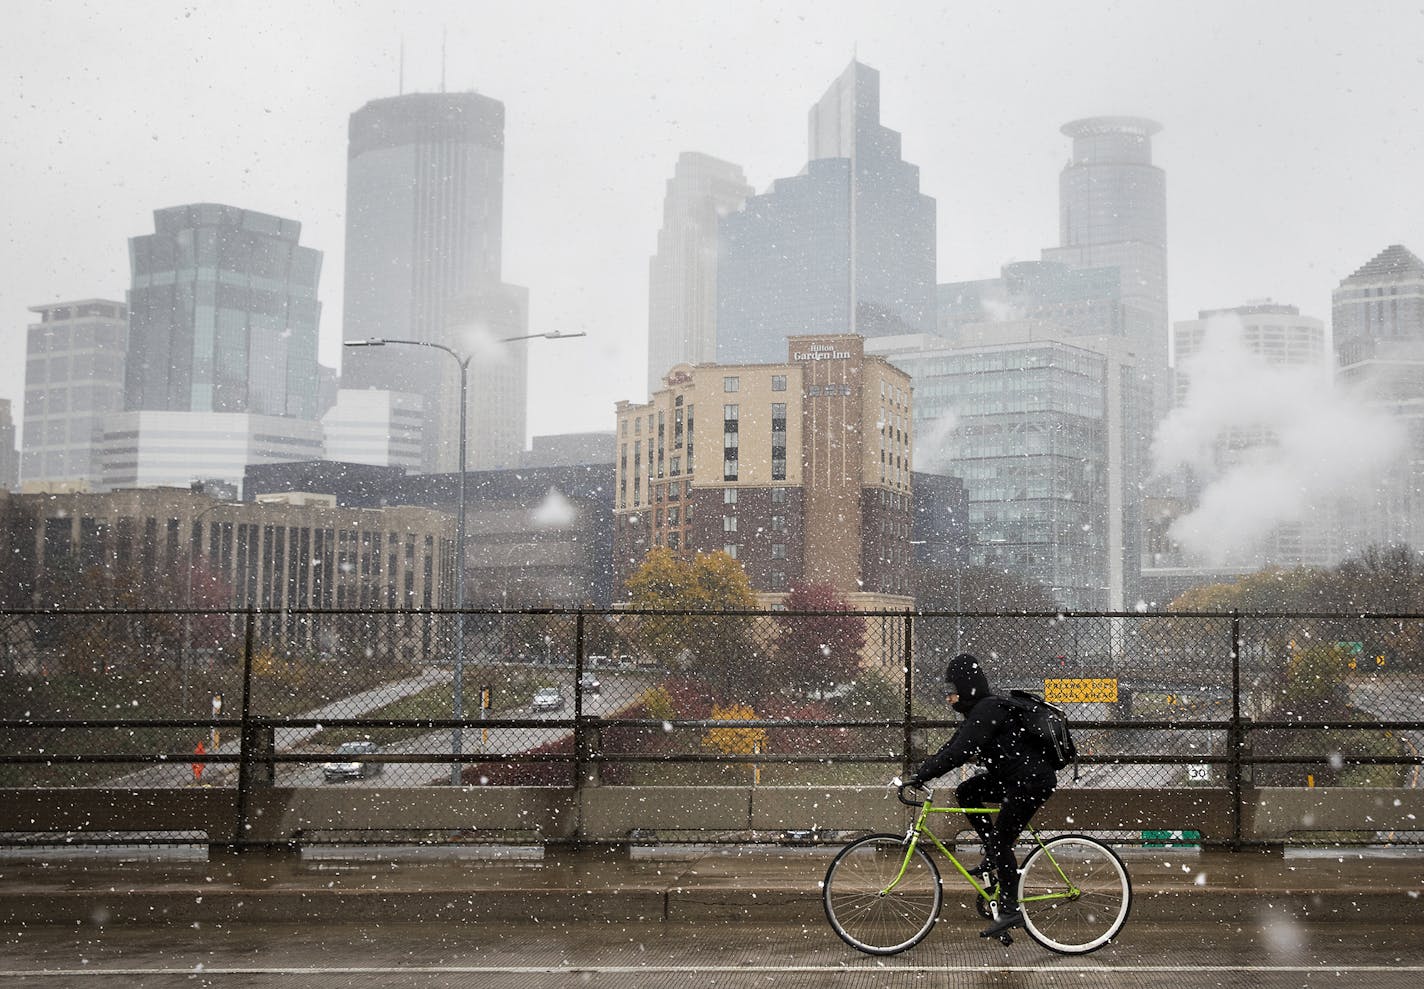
<box><xmin>967</xmin><ymin>859</ymin><xmax>995</xmax><ymax>883</ymax></box>
<box><xmin>980</xmin><ymin>906</ymin><xmax>1024</xmax><ymax>938</ymax></box>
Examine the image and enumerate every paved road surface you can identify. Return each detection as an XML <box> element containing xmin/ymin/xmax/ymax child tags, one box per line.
<box><xmin>1</xmin><ymin>918</ymin><xmax>1420</xmax><ymax>988</ymax></box>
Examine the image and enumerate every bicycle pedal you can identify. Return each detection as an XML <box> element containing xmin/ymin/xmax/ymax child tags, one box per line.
<box><xmin>998</xmin><ymin>933</ymin><xmax>1013</xmax><ymax>946</ymax></box>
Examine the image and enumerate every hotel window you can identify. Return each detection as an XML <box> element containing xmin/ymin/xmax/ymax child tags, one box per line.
<box><xmin>771</xmin><ymin>543</ymin><xmax>786</xmax><ymax>560</ymax></box>
<box><xmin>723</xmin><ymin>516</ymin><xmax>737</xmax><ymax>533</ymax></box>
<box><xmin>771</xmin><ymin>374</ymin><xmax>787</xmax><ymax>392</ymax></box>
<box><xmin>670</xmin><ymin>455</ymin><xmax>681</xmax><ymax>476</ymax></box>
<box><xmin>723</xmin><ymin>544</ymin><xmax>739</xmax><ymax>559</ymax></box>
<box><xmin>771</xmin><ymin>515</ymin><xmax>785</xmax><ymax>531</ymax></box>
<box><xmin>723</xmin><ymin>404</ymin><xmax>739</xmax><ymax>481</ymax></box>
<box><xmin>771</xmin><ymin>570</ymin><xmax>786</xmax><ymax>591</ymax></box>
<box><xmin>724</xmin><ymin>488</ymin><xmax>738</xmax><ymax>504</ymax></box>
<box><xmin>668</xmin><ymin>505</ymin><xmax>680</xmax><ymax>526</ymax></box>
<box><xmin>771</xmin><ymin>487</ymin><xmax>786</xmax><ymax>504</ymax></box>
<box><xmin>667</xmin><ymin>531</ymin><xmax>680</xmax><ymax>550</ymax></box>
<box><xmin>724</xmin><ymin>376</ymin><xmax>740</xmax><ymax>392</ymax></box>
<box><xmin>655</xmin><ymin>508</ymin><xmax>663</xmax><ymax>527</ymax></box>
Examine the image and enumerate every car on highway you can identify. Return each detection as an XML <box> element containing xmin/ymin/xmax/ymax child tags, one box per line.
<box><xmin>321</xmin><ymin>740</ymin><xmax>383</xmax><ymax>783</ymax></box>
<box><xmin>531</xmin><ymin>687</ymin><xmax>565</xmax><ymax>712</ymax></box>
<box><xmin>578</xmin><ymin>672</ymin><xmax>601</xmax><ymax>694</ymax></box>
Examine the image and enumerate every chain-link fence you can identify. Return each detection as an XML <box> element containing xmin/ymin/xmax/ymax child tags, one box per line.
<box><xmin>2</xmin><ymin>607</ymin><xmax>1421</xmax><ymax>846</ymax></box>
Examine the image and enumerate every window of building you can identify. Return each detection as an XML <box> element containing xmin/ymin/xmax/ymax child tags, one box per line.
<box><xmin>771</xmin><ymin>487</ymin><xmax>786</xmax><ymax>504</ymax></box>
<box><xmin>723</xmin><ymin>515</ymin><xmax>737</xmax><ymax>533</ymax></box>
<box><xmin>667</xmin><ymin>531</ymin><xmax>680</xmax><ymax>550</ymax></box>
<box><xmin>771</xmin><ymin>515</ymin><xmax>785</xmax><ymax>531</ymax></box>
<box><xmin>723</xmin><ymin>544</ymin><xmax>738</xmax><ymax>559</ymax></box>
<box><xmin>771</xmin><ymin>543</ymin><xmax>786</xmax><ymax>559</ymax></box>
<box><xmin>724</xmin><ymin>376</ymin><xmax>740</xmax><ymax>392</ymax></box>
<box><xmin>771</xmin><ymin>570</ymin><xmax>786</xmax><ymax>591</ymax></box>
<box><xmin>771</xmin><ymin>374</ymin><xmax>787</xmax><ymax>392</ymax></box>
<box><xmin>723</xmin><ymin>459</ymin><xmax>738</xmax><ymax>481</ymax></box>
<box><xmin>668</xmin><ymin>505</ymin><xmax>680</xmax><ymax>526</ymax></box>
<box><xmin>670</xmin><ymin>455</ymin><xmax>681</xmax><ymax>476</ymax></box>
<box><xmin>723</xmin><ymin>403</ymin><xmax>739</xmax><ymax>420</ymax></box>
<box><xmin>724</xmin><ymin>488</ymin><xmax>738</xmax><ymax>504</ymax></box>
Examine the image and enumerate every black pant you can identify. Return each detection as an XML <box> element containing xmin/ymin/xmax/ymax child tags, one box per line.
<box><xmin>957</xmin><ymin>769</ymin><xmax>1057</xmax><ymax>902</ymax></box>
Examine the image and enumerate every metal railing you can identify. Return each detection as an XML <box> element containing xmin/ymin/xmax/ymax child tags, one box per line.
<box><xmin>2</xmin><ymin>606</ymin><xmax>1422</xmax><ymax>849</ymax></box>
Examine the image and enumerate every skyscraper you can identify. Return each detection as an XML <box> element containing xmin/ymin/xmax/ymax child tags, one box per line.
<box><xmin>716</xmin><ymin>62</ymin><xmax>936</xmax><ymax>364</ymax></box>
<box><xmin>126</xmin><ymin>205</ymin><xmax>322</xmax><ymax>419</ymax></box>
<box><xmin>647</xmin><ymin>152</ymin><xmax>751</xmax><ymax>395</ymax></box>
<box><xmin>341</xmin><ymin>92</ymin><xmax>529</xmax><ymax>472</ymax></box>
<box><xmin>871</xmin><ymin>325</ymin><xmax>1142</xmax><ymax>610</ymax></box>
<box><xmin>1332</xmin><ymin>245</ymin><xmax>1424</xmax><ymax>554</ymax></box>
<box><xmin>1042</xmin><ymin>117</ymin><xmax>1168</xmax><ymax>434</ymax></box>
<box><xmin>22</xmin><ymin>299</ymin><xmax>129</xmax><ymax>490</ymax></box>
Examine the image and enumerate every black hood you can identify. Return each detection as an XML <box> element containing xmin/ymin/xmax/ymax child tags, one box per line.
<box><xmin>945</xmin><ymin>653</ymin><xmax>992</xmax><ymax>715</ymax></box>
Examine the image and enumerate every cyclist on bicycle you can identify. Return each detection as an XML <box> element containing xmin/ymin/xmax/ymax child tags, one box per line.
<box><xmin>906</xmin><ymin>653</ymin><xmax>1058</xmax><ymax>938</ymax></box>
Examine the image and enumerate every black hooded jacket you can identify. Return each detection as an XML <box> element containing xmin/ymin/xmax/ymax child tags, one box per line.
<box><xmin>912</xmin><ymin>654</ymin><xmax>1050</xmax><ymax>784</ymax></box>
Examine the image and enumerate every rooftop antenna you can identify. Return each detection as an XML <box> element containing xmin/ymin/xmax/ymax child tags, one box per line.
<box><xmin>440</xmin><ymin>27</ymin><xmax>447</xmax><ymax>92</ymax></box>
<box><xmin>398</xmin><ymin>37</ymin><xmax>405</xmax><ymax>94</ymax></box>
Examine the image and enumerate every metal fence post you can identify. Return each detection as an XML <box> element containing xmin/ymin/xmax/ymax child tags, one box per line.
<box><xmin>1229</xmin><ymin>609</ymin><xmax>1243</xmax><ymax>850</ymax></box>
<box><xmin>573</xmin><ymin>610</ymin><xmax>586</xmax><ymax>796</ymax></box>
<box><xmin>234</xmin><ymin>609</ymin><xmax>256</xmax><ymax>852</ymax></box>
<box><xmin>902</xmin><ymin>611</ymin><xmax>914</xmax><ymax>780</ymax></box>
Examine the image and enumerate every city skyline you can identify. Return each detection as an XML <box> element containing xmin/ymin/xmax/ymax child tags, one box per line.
<box><xmin>4</xmin><ymin>3</ymin><xmax>1424</xmax><ymax>455</ymax></box>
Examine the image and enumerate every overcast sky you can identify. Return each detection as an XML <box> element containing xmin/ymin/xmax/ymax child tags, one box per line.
<box><xmin>4</xmin><ymin>1</ymin><xmax>1423</xmax><ymax>448</ymax></box>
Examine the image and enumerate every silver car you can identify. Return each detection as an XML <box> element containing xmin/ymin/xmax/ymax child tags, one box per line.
<box><xmin>531</xmin><ymin>687</ymin><xmax>564</xmax><ymax>712</ymax></box>
<box><xmin>321</xmin><ymin>740</ymin><xmax>383</xmax><ymax>782</ymax></box>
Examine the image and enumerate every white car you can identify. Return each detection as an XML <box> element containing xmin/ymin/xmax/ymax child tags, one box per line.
<box><xmin>321</xmin><ymin>740</ymin><xmax>383</xmax><ymax>782</ymax></box>
<box><xmin>531</xmin><ymin>687</ymin><xmax>564</xmax><ymax>712</ymax></box>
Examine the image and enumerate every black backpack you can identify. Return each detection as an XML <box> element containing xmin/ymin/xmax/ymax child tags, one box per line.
<box><xmin>1004</xmin><ymin>689</ymin><xmax>1078</xmax><ymax>779</ymax></box>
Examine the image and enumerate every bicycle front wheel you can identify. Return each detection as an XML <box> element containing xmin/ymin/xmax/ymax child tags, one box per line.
<box><xmin>823</xmin><ymin>834</ymin><xmax>943</xmax><ymax>955</ymax></box>
<box><xmin>1017</xmin><ymin>834</ymin><xmax>1131</xmax><ymax>954</ymax></box>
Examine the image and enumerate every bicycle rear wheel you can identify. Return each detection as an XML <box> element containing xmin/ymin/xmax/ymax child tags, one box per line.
<box><xmin>823</xmin><ymin>834</ymin><xmax>943</xmax><ymax>955</ymax></box>
<box><xmin>1017</xmin><ymin>834</ymin><xmax>1131</xmax><ymax>954</ymax></box>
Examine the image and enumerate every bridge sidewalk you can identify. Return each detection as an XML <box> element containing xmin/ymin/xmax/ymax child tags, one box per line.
<box><xmin>1</xmin><ymin>844</ymin><xmax>1420</xmax><ymax>927</ymax></box>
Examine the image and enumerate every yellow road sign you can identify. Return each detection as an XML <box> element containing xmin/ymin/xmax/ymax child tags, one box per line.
<box><xmin>1044</xmin><ymin>677</ymin><xmax>1118</xmax><ymax>704</ymax></box>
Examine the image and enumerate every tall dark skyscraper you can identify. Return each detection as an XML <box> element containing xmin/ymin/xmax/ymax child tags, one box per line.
<box><xmin>126</xmin><ymin>205</ymin><xmax>322</xmax><ymax>419</ymax></box>
<box><xmin>342</xmin><ymin>92</ymin><xmax>529</xmax><ymax>472</ymax></box>
<box><xmin>1042</xmin><ymin>117</ymin><xmax>1168</xmax><ymax>433</ymax></box>
<box><xmin>716</xmin><ymin>61</ymin><xmax>936</xmax><ymax>364</ymax></box>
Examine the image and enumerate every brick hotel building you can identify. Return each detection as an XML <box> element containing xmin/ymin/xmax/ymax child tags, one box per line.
<box><xmin>614</xmin><ymin>334</ymin><xmax>914</xmax><ymax>609</ymax></box>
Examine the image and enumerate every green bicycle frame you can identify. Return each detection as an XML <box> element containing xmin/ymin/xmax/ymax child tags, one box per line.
<box><xmin>883</xmin><ymin>794</ymin><xmax>1083</xmax><ymax>908</ymax></box>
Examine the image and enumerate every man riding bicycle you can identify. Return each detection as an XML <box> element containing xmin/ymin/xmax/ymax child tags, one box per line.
<box><xmin>904</xmin><ymin>653</ymin><xmax>1059</xmax><ymax>938</ymax></box>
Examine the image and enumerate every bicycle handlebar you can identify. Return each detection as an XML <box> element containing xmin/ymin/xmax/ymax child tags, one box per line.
<box><xmin>896</xmin><ymin>782</ymin><xmax>928</xmax><ymax>807</ymax></box>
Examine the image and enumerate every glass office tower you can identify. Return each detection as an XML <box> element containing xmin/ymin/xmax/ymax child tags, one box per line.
<box><xmin>125</xmin><ymin>205</ymin><xmax>322</xmax><ymax>420</ymax></box>
<box><xmin>873</xmin><ymin>326</ymin><xmax>1142</xmax><ymax>610</ymax></box>
<box><xmin>717</xmin><ymin>61</ymin><xmax>936</xmax><ymax>364</ymax></box>
<box><xmin>342</xmin><ymin>92</ymin><xmax>528</xmax><ymax>472</ymax></box>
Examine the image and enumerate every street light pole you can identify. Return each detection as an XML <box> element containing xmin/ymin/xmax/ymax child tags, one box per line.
<box><xmin>345</xmin><ymin>330</ymin><xmax>584</xmax><ymax>786</ymax></box>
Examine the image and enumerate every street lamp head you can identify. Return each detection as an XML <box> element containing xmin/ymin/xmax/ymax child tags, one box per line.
<box><xmin>500</xmin><ymin>330</ymin><xmax>588</xmax><ymax>343</ymax></box>
<box><xmin>343</xmin><ymin>338</ymin><xmax>387</xmax><ymax>348</ymax></box>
